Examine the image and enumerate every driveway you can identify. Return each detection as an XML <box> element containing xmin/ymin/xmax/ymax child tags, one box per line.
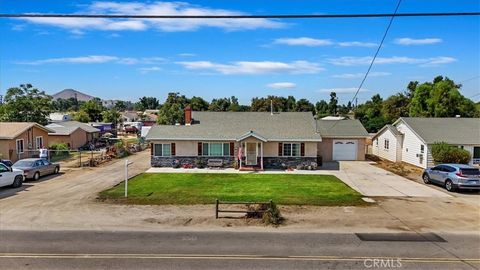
<box><xmin>333</xmin><ymin>161</ymin><xmax>450</xmax><ymax>197</ymax></box>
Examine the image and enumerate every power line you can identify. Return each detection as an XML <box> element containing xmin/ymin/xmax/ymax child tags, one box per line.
<box><xmin>0</xmin><ymin>12</ymin><xmax>478</xmax><ymax>19</ymax></box>
<box><xmin>459</xmin><ymin>75</ymin><xmax>480</xmax><ymax>84</ymax></box>
<box><xmin>350</xmin><ymin>0</ymin><xmax>403</xmax><ymax>105</ymax></box>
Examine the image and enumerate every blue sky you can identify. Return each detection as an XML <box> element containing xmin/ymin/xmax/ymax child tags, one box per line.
<box><xmin>1</xmin><ymin>0</ymin><xmax>479</xmax><ymax>104</ymax></box>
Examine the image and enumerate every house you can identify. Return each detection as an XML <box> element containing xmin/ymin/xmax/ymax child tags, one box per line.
<box><xmin>372</xmin><ymin>117</ymin><xmax>480</xmax><ymax>168</ymax></box>
<box><xmin>48</xmin><ymin>112</ymin><xmax>72</xmax><ymax>123</ymax></box>
<box><xmin>146</xmin><ymin>107</ymin><xmax>369</xmax><ymax>169</ymax></box>
<box><xmin>316</xmin><ymin>118</ymin><xmax>369</xmax><ymax>161</ymax></box>
<box><xmin>46</xmin><ymin>121</ymin><xmax>100</xmax><ymax>149</ymax></box>
<box><xmin>0</xmin><ymin>122</ymin><xmax>53</xmax><ymax>162</ymax></box>
<box><xmin>121</xmin><ymin>111</ymin><xmax>140</xmax><ymax>123</ymax></box>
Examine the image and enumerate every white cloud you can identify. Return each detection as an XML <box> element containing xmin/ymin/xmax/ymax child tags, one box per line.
<box><xmin>338</xmin><ymin>41</ymin><xmax>377</xmax><ymax>47</ymax></box>
<box><xmin>176</xmin><ymin>60</ymin><xmax>324</xmax><ymax>74</ymax></box>
<box><xmin>139</xmin><ymin>66</ymin><xmax>162</xmax><ymax>74</ymax></box>
<box><xmin>17</xmin><ymin>55</ymin><xmax>165</xmax><ymax>65</ymax></box>
<box><xmin>317</xmin><ymin>87</ymin><xmax>369</xmax><ymax>94</ymax></box>
<box><xmin>178</xmin><ymin>53</ymin><xmax>196</xmax><ymax>57</ymax></box>
<box><xmin>273</xmin><ymin>37</ymin><xmax>333</xmax><ymax>46</ymax></box>
<box><xmin>328</xmin><ymin>56</ymin><xmax>456</xmax><ymax>66</ymax></box>
<box><xmin>394</xmin><ymin>38</ymin><xmax>443</xmax><ymax>45</ymax></box>
<box><xmin>19</xmin><ymin>2</ymin><xmax>284</xmax><ymax>32</ymax></box>
<box><xmin>332</xmin><ymin>72</ymin><xmax>391</xmax><ymax>79</ymax></box>
<box><xmin>267</xmin><ymin>82</ymin><xmax>296</xmax><ymax>89</ymax></box>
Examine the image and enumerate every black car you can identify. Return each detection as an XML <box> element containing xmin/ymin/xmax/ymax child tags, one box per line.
<box><xmin>0</xmin><ymin>159</ymin><xmax>13</xmax><ymax>168</ymax></box>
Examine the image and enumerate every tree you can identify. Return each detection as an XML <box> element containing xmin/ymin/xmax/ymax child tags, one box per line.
<box><xmin>189</xmin><ymin>96</ymin><xmax>209</xmax><ymax>111</ymax></box>
<box><xmin>135</xmin><ymin>96</ymin><xmax>160</xmax><ymax>111</ymax></box>
<box><xmin>431</xmin><ymin>142</ymin><xmax>471</xmax><ymax>164</ymax></box>
<box><xmin>0</xmin><ymin>84</ymin><xmax>53</xmax><ymax>125</ymax></box>
<box><xmin>113</xmin><ymin>100</ymin><xmax>127</xmax><ymax>111</ymax></box>
<box><xmin>295</xmin><ymin>99</ymin><xmax>315</xmax><ymax>113</ymax></box>
<box><xmin>102</xmin><ymin>109</ymin><xmax>122</xmax><ymax>126</ymax></box>
<box><xmin>315</xmin><ymin>100</ymin><xmax>329</xmax><ymax>117</ymax></box>
<box><xmin>80</xmin><ymin>98</ymin><xmax>104</xmax><ymax>122</ymax></box>
<box><xmin>354</xmin><ymin>94</ymin><xmax>388</xmax><ymax>132</ymax></box>
<box><xmin>73</xmin><ymin>110</ymin><xmax>90</xmax><ymax>123</ymax></box>
<box><xmin>157</xmin><ymin>92</ymin><xmax>189</xmax><ymax>124</ymax></box>
<box><xmin>328</xmin><ymin>92</ymin><xmax>338</xmax><ymax>115</ymax></box>
<box><xmin>209</xmin><ymin>98</ymin><xmax>231</xmax><ymax>111</ymax></box>
<box><xmin>382</xmin><ymin>93</ymin><xmax>410</xmax><ymax>122</ymax></box>
<box><xmin>52</xmin><ymin>97</ymin><xmax>82</xmax><ymax>112</ymax></box>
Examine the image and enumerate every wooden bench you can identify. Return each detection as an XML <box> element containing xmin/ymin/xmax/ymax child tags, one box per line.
<box><xmin>207</xmin><ymin>159</ymin><xmax>223</xmax><ymax>168</ymax></box>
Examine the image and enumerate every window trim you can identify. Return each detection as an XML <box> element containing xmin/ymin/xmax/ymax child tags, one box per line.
<box><xmin>201</xmin><ymin>142</ymin><xmax>230</xmax><ymax>156</ymax></box>
<box><xmin>282</xmin><ymin>142</ymin><xmax>300</xmax><ymax>157</ymax></box>
<box><xmin>420</xmin><ymin>144</ymin><xmax>425</xmax><ymax>154</ymax></box>
<box><xmin>384</xmin><ymin>139</ymin><xmax>389</xmax><ymax>150</ymax></box>
<box><xmin>35</xmin><ymin>136</ymin><xmax>44</xmax><ymax>149</ymax></box>
<box><xmin>153</xmin><ymin>143</ymin><xmax>172</xmax><ymax>157</ymax></box>
<box><xmin>16</xmin><ymin>139</ymin><xmax>24</xmax><ymax>154</ymax></box>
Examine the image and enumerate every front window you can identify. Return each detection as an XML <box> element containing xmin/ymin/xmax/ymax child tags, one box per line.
<box><xmin>202</xmin><ymin>143</ymin><xmax>230</xmax><ymax>156</ymax></box>
<box><xmin>384</xmin><ymin>139</ymin><xmax>389</xmax><ymax>150</ymax></box>
<box><xmin>420</xmin><ymin>144</ymin><xmax>425</xmax><ymax>153</ymax></box>
<box><xmin>283</xmin><ymin>143</ymin><xmax>300</xmax><ymax>157</ymax></box>
<box><xmin>36</xmin><ymin>136</ymin><xmax>44</xmax><ymax>149</ymax></box>
<box><xmin>474</xmin><ymin>147</ymin><xmax>480</xmax><ymax>159</ymax></box>
<box><xmin>16</xmin><ymin>139</ymin><xmax>24</xmax><ymax>153</ymax></box>
<box><xmin>153</xmin><ymin>143</ymin><xmax>171</xmax><ymax>157</ymax></box>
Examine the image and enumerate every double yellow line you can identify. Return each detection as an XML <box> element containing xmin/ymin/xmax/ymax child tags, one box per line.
<box><xmin>0</xmin><ymin>253</ymin><xmax>479</xmax><ymax>264</ymax></box>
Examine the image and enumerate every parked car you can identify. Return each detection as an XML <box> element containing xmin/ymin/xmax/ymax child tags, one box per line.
<box><xmin>422</xmin><ymin>164</ymin><xmax>480</xmax><ymax>192</ymax></box>
<box><xmin>0</xmin><ymin>159</ymin><xmax>13</xmax><ymax>167</ymax></box>
<box><xmin>12</xmin><ymin>158</ymin><xmax>60</xmax><ymax>180</ymax></box>
<box><xmin>0</xmin><ymin>162</ymin><xmax>24</xmax><ymax>188</ymax></box>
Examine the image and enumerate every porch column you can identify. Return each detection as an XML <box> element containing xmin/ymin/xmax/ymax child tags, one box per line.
<box><xmin>238</xmin><ymin>142</ymin><xmax>242</xmax><ymax>169</ymax></box>
<box><xmin>260</xmin><ymin>141</ymin><xmax>263</xmax><ymax>170</ymax></box>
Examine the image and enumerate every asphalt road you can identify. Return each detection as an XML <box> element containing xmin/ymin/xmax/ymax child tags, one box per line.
<box><xmin>0</xmin><ymin>230</ymin><xmax>478</xmax><ymax>270</ymax></box>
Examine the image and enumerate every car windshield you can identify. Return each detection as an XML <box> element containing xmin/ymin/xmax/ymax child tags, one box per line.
<box><xmin>461</xmin><ymin>168</ymin><xmax>480</xmax><ymax>175</ymax></box>
<box><xmin>13</xmin><ymin>160</ymin><xmax>34</xmax><ymax>167</ymax></box>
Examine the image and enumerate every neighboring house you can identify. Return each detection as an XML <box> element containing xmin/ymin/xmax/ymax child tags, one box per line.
<box><xmin>0</xmin><ymin>122</ymin><xmax>53</xmax><ymax>162</ymax></box>
<box><xmin>46</xmin><ymin>121</ymin><xmax>100</xmax><ymax>149</ymax></box>
<box><xmin>121</xmin><ymin>111</ymin><xmax>140</xmax><ymax>123</ymax></box>
<box><xmin>372</xmin><ymin>117</ymin><xmax>480</xmax><ymax>168</ymax></box>
<box><xmin>48</xmin><ymin>112</ymin><xmax>72</xmax><ymax>123</ymax></box>
<box><xmin>316</xmin><ymin>119</ymin><xmax>369</xmax><ymax>161</ymax></box>
<box><xmin>146</xmin><ymin>108</ymin><xmax>369</xmax><ymax>169</ymax></box>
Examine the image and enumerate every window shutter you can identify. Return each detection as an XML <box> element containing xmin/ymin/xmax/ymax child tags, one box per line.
<box><xmin>198</xmin><ymin>142</ymin><xmax>202</xmax><ymax>156</ymax></box>
<box><xmin>278</xmin><ymin>143</ymin><xmax>283</xmax><ymax>156</ymax></box>
<box><xmin>150</xmin><ymin>143</ymin><xmax>154</xmax><ymax>155</ymax></box>
<box><xmin>229</xmin><ymin>142</ymin><xmax>234</xmax><ymax>156</ymax></box>
<box><xmin>171</xmin><ymin>143</ymin><xmax>176</xmax><ymax>156</ymax></box>
<box><xmin>301</xmin><ymin>143</ymin><xmax>305</xmax><ymax>156</ymax></box>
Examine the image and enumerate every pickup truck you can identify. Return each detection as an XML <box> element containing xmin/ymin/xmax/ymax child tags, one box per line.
<box><xmin>0</xmin><ymin>162</ymin><xmax>24</xmax><ymax>188</ymax></box>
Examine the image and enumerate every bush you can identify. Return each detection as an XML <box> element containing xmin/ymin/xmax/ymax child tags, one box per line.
<box><xmin>195</xmin><ymin>158</ymin><xmax>206</xmax><ymax>168</ymax></box>
<box><xmin>49</xmin><ymin>143</ymin><xmax>69</xmax><ymax>151</ymax></box>
<box><xmin>431</xmin><ymin>142</ymin><xmax>471</xmax><ymax>164</ymax></box>
<box><xmin>262</xmin><ymin>202</ymin><xmax>284</xmax><ymax>226</ymax></box>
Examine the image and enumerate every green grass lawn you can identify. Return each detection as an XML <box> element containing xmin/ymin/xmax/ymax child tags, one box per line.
<box><xmin>99</xmin><ymin>173</ymin><xmax>364</xmax><ymax>206</ymax></box>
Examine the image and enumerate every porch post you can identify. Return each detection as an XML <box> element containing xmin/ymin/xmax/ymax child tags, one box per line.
<box><xmin>239</xmin><ymin>142</ymin><xmax>242</xmax><ymax>169</ymax></box>
<box><xmin>260</xmin><ymin>141</ymin><xmax>263</xmax><ymax>170</ymax></box>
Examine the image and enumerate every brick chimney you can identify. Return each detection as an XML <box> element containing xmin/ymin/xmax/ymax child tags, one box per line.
<box><xmin>184</xmin><ymin>106</ymin><xmax>192</xmax><ymax>125</ymax></box>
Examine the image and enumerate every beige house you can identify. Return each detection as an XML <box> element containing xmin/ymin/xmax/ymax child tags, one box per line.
<box><xmin>146</xmin><ymin>108</ymin><xmax>368</xmax><ymax>170</ymax></box>
<box><xmin>46</xmin><ymin>121</ymin><xmax>100</xmax><ymax>149</ymax></box>
<box><xmin>0</xmin><ymin>122</ymin><xmax>53</xmax><ymax>162</ymax></box>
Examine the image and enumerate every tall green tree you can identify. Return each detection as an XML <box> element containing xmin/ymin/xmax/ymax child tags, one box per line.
<box><xmin>382</xmin><ymin>93</ymin><xmax>410</xmax><ymax>122</ymax></box>
<box><xmin>315</xmin><ymin>100</ymin><xmax>329</xmax><ymax>117</ymax></box>
<box><xmin>189</xmin><ymin>96</ymin><xmax>209</xmax><ymax>111</ymax></box>
<box><xmin>157</xmin><ymin>92</ymin><xmax>188</xmax><ymax>124</ymax></box>
<box><xmin>73</xmin><ymin>110</ymin><xmax>90</xmax><ymax>123</ymax></box>
<box><xmin>328</xmin><ymin>92</ymin><xmax>338</xmax><ymax>115</ymax></box>
<box><xmin>80</xmin><ymin>98</ymin><xmax>104</xmax><ymax>122</ymax></box>
<box><xmin>295</xmin><ymin>98</ymin><xmax>315</xmax><ymax>113</ymax></box>
<box><xmin>135</xmin><ymin>96</ymin><xmax>160</xmax><ymax>111</ymax></box>
<box><xmin>354</xmin><ymin>94</ymin><xmax>388</xmax><ymax>132</ymax></box>
<box><xmin>102</xmin><ymin>109</ymin><xmax>122</xmax><ymax>125</ymax></box>
<box><xmin>0</xmin><ymin>84</ymin><xmax>53</xmax><ymax>125</ymax></box>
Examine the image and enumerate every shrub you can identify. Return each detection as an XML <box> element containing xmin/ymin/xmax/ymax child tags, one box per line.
<box><xmin>262</xmin><ymin>202</ymin><xmax>284</xmax><ymax>226</ymax></box>
<box><xmin>49</xmin><ymin>143</ymin><xmax>69</xmax><ymax>151</ymax></box>
<box><xmin>195</xmin><ymin>158</ymin><xmax>206</xmax><ymax>168</ymax></box>
<box><xmin>431</xmin><ymin>142</ymin><xmax>471</xmax><ymax>164</ymax></box>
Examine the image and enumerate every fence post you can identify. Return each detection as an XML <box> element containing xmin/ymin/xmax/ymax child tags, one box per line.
<box><xmin>269</xmin><ymin>199</ymin><xmax>273</xmax><ymax>209</ymax></box>
<box><xmin>215</xmin><ymin>199</ymin><xmax>219</xmax><ymax>219</ymax></box>
<box><xmin>79</xmin><ymin>150</ymin><xmax>82</xmax><ymax>167</ymax></box>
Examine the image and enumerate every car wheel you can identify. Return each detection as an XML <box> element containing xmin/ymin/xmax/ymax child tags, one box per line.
<box><xmin>33</xmin><ymin>172</ymin><xmax>40</xmax><ymax>181</ymax></box>
<box><xmin>422</xmin><ymin>174</ymin><xmax>431</xmax><ymax>184</ymax></box>
<box><xmin>54</xmin><ymin>167</ymin><xmax>59</xmax><ymax>174</ymax></box>
<box><xmin>445</xmin><ymin>179</ymin><xmax>456</xmax><ymax>192</ymax></box>
<box><xmin>11</xmin><ymin>175</ymin><xmax>23</xmax><ymax>188</ymax></box>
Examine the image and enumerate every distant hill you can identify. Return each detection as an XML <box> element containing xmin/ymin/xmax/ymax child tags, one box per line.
<box><xmin>52</xmin><ymin>89</ymin><xmax>95</xmax><ymax>101</ymax></box>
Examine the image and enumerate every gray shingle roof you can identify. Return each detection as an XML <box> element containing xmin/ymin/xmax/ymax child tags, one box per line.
<box><xmin>46</xmin><ymin>121</ymin><xmax>100</xmax><ymax>134</ymax></box>
<box><xmin>147</xmin><ymin>111</ymin><xmax>321</xmax><ymax>141</ymax></box>
<box><xmin>315</xmin><ymin>119</ymin><xmax>369</xmax><ymax>138</ymax></box>
<box><xmin>397</xmin><ymin>117</ymin><xmax>480</xmax><ymax>144</ymax></box>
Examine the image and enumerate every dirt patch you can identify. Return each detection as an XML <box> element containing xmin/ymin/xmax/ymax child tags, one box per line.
<box><xmin>367</xmin><ymin>154</ymin><xmax>424</xmax><ymax>182</ymax></box>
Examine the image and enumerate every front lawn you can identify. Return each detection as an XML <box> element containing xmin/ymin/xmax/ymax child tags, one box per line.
<box><xmin>99</xmin><ymin>173</ymin><xmax>364</xmax><ymax>206</ymax></box>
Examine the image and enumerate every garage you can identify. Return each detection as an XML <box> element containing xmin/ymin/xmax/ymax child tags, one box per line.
<box><xmin>332</xmin><ymin>140</ymin><xmax>357</xmax><ymax>160</ymax></box>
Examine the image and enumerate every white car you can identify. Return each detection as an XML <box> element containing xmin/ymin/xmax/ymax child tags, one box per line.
<box><xmin>0</xmin><ymin>162</ymin><xmax>24</xmax><ymax>188</ymax></box>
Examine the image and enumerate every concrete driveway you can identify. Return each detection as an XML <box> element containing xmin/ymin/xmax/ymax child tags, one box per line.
<box><xmin>333</xmin><ymin>161</ymin><xmax>450</xmax><ymax>197</ymax></box>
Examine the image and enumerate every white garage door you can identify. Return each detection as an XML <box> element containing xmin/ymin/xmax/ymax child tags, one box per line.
<box><xmin>332</xmin><ymin>140</ymin><xmax>357</xmax><ymax>160</ymax></box>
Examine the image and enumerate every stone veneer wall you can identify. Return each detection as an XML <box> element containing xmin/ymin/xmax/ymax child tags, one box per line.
<box><xmin>151</xmin><ymin>156</ymin><xmax>235</xmax><ymax>168</ymax></box>
<box><xmin>263</xmin><ymin>157</ymin><xmax>317</xmax><ymax>169</ymax></box>
<box><xmin>151</xmin><ymin>156</ymin><xmax>317</xmax><ymax>169</ymax></box>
